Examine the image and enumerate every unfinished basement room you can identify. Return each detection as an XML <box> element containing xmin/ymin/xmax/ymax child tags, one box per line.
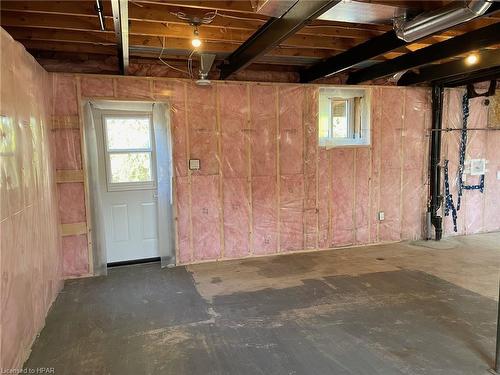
<box><xmin>1</xmin><ymin>0</ymin><xmax>500</xmax><ymax>374</ymax></box>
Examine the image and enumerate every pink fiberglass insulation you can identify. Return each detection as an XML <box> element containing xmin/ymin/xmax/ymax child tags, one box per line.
<box><xmin>401</xmin><ymin>89</ymin><xmax>429</xmax><ymax>240</ymax></box>
<box><xmin>115</xmin><ymin>77</ymin><xmax>152</xmax><ymax>99</ymax></box>
<box><xmin>330</xmin><ymin>148</ymin><xmax>355</xmax><ymax>246</ymax></box>
<box><xmin>222</xmin><ymin>177</ymin><xmax>250</xmax><ymax>258</ymax></box>
<box><xmin>280</xmin><ymin>174</ymin><xmax>304</xmax><ymax>251</ymax></box>
<box><xmin>252</xmin><ymin>175</ymin><xmax>278</xmax><ymax>255</ymax></box>
<box><xmin>1</xmin><ymin>29</ymin><xmax>63</xmax><ymax>369</ymax></box>
<box><xmin>369</xmin><ymin>88</ymin><xmax>383</xmax><ymax>242</ymax></box>
<box><xmin>250</xmin><ymin>84</ymin><xmax>277</xmax><ymax>177</ymax></box>
<box><xmin>62</xmin><ymin>234</ymin><xmax>89</xmax><ymax>277</ymax></box>
<box><xmin>317</xmin><ymin>148</ymin><xmax>331</xmax><ymax>249</ymax></box>
<box><xmin>187</xmin><ymin>83</ymin><xmax>219</xmax><ymax>176</ymax></box>
<box><xmin>169</xmin><ymin>82</ymin><xmax>188</xmax><ymax>177</ymax></box>
<box><xmin>175</xmin><ymin>176</ymin><xmax>191</xmax><ymax>264</ymax></box>
<box><xmin>54</xmin><ymin>129</ymin><xmax>82</xmax><ymax>170</ymax></box>
<box><xmin>378</xmin><ymin>88</ymin><xmax>403</xmax><ymax>242</ymax></box>
<box><xmin>355</xmin><ymin>148</ymin><xmax>371</xmax><ymax>244</ymax></box>
<box><xmin>441</xmin><ymin>88</ymin><xmax>497</xmax><ymax>236</ymax></box>
<box><xmin>484</xmin><ymin>130</ymin><xmax>500</xmax><ymax>232</ymax></box>
<box><xmin>58</xmin><ymin>182</ymin><xmax>86</xmax><ymax>224</ymax></box>
<box><xmin>53</xmin><ymin>74</ymin><xmax>78</xmax><ymax>115</ymax></box>
<box><xmin>279</xmin><ymin>85</ymin><xmax>304</xmax><ymax>175</ymax></box>
<box><xmin>219</xmin><ymin>83</ymin><xmax>249</xmax><ymax>178</ymax></box>
<box><xmin>53</xmin><ymin>74</ymin><xmax>500</xmax><ymax>269</ymax></box>
<box><xmin>191</xmin><ymin>175</ymin><xmax>221</xmax><ymax>260</ymax></box>
<box><xmin>442</xmin><ymin>90</ymin><xmax>466</xmax><ymax>235</ymax></box>
<box><xmin>463</xmin><ymin>96</ymin><xmax>488</xmax><ymax>234</ymax></box>
<box><xmin>81</xmin><ymin>76</ymin><xmax>114</xmax><ymax>98</ymax></box>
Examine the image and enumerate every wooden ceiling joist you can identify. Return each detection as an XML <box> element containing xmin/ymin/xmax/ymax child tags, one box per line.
<box><xmin>1</xmin><ymin>0</ymin><xmax>498</xmax><ymax>80</ymax></box>
<box><xmin>397</xmin><ymin>48</ymin><xmax>500</xmax><ymax>86</ymax></box>
<box><xmin>347</xmin><ymin>22</ymin><xmax>500</xmax><ymax>84</ymax></box>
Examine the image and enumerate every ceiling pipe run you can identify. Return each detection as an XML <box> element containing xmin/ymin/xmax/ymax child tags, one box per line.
<box><xmin>394</xmin><ymin>0</ymin><xmax>493</xmax><ymax>42</ymax></box>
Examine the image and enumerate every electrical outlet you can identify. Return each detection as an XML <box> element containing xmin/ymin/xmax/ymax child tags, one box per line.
<box><xmin>378</xmin><ymin>211</ymin><xmax>385</xmax><ymax>221</ymax></box>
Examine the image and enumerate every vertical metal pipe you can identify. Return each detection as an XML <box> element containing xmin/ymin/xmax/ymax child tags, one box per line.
<box><xmin>429</xmin><ymin>85</ymin><xmax>444</xmax><ymax>240</ymax></box>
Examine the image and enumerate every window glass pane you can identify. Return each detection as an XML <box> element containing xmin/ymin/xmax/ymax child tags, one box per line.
<box><xmin>109</xmin><ymin>152</ymin><xmax>152</xmax><ymax>183</ymax></box>
<box><xmin>331</xmin><ymin>99</ymin><xmax>348</xmax><ymax>138</ymax></box>
<box><xmin>105</xmin><ymin>117</ymin><xmax>151</xmax><ymax>150</ymax></box>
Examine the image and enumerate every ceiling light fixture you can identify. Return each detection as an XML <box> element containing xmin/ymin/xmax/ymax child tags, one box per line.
<box><xmin>191</xmin><ymin>27</ymin><xmax>201</xmax><ymax>48</ymax></box>
<box><xmin>465</xmin><ymin>53</ymin><xmax>478</xmax><ymax>66</ymax></box>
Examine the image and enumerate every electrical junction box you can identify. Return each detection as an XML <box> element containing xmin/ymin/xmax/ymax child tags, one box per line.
<box><xmin>189</xmin><ymin>159</ymin><xmax>200</xmax><ymax>170</ymax></box>
<box><xmin>470</xmin><ymin>159</ymin><xmax>487</xmax><ymax>176</ymax></box>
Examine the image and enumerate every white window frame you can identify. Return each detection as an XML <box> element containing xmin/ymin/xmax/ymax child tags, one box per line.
<box><xmin>102</xmin><ymin>113</ymin><xmax>157</xmax><ymax>192</ymax></box>
<box><xmin>319</xmin><ymin>87</ymin><xmax>371</xmax><ymax>148</ymax></box>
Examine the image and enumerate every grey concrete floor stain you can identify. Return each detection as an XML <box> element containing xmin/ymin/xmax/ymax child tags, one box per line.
<box><xmin>24</xmin><ymin>244</ymin><xmax>498</xmax><ymax>375</ymax></box>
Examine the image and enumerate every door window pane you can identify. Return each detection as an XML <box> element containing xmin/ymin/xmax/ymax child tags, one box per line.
<box><xmin>109</xmin><ymin>152</ymin><xmax>152</xmax><ymax>183</ymax></box>
<box><xmin>105</xmin><ymin>117</ymin><xmax>151</xmax><ymax>150</ymax></box>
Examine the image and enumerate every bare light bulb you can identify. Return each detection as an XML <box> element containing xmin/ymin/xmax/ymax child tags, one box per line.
<box><xmin>191</xmin><ymin>38</ymin><xmax>201</xmax><ymax>48</ymax></box>
<box><xmin>465</xmin><ymin>53</ymin><xmax>478</xmax><ymax>66</ymax></box>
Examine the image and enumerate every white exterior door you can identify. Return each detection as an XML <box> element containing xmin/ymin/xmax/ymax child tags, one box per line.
<box><xmin>95</xmin><ymin>112</ymin><xmax>160</xmax><ymax>263</ymax></box>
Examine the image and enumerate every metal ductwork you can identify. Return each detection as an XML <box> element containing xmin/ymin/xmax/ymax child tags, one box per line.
<box><xmin>394</xmin><ymin>0</ymin><xmax>493</xmax><ymax>42</ymax></box>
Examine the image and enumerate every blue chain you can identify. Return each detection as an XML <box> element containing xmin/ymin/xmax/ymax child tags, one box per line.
<box><xmin>443</xmin><ymin>160</ymin><xmax>458</xmax><ymax>232</ymax></box>
<box><xmin>443</xmin><ymin>93</ymin><xmax>485</xmax><ymax>232</ymax></box>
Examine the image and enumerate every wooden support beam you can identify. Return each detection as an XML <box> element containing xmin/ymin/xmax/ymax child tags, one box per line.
<box><xmin>347</xmin><ymin>22</ymin><xmax>500</xmax><ymax>84</ymax></box>
<box><xmin>220</xmin><ymin>0</ymin><xmax>340</xmax><ymax>79</ymax></box>
<box><xmin>56</xmin><ymin>170</ymin><xmax>85</xmax><ymax>183</ymax></box>
<box><xmin>61</xmin><ymin>222</ymin><xmax>88</xmax><ymax>237</ymax></box>
<box><xmin>111</xmin><ymin>0</ymin><xmax>128</xmax><ymax>74</ymax></box>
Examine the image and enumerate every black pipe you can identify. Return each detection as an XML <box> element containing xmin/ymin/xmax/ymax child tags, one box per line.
<box><xmin>429</xmin><ymin>85</ymin><xmax>444</xmax><ymax>240</ymax></box>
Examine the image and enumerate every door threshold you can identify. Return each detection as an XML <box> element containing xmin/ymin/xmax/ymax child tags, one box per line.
<box><xmin>107</xmin><ymin>257</ymin><xmax>160</xmax><ymax>268</ymax></box>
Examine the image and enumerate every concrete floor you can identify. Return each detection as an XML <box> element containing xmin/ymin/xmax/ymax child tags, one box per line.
<box><xmin>26</xmin><ymin>232</ymin><xmax>500</xmax><ymax>374</ymax></box>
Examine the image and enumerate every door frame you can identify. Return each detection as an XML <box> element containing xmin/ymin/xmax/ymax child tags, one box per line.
<box><xmin>81</xmin><ymin>98</ymin><xmax>176</xmax><ymax>274</ymax></box>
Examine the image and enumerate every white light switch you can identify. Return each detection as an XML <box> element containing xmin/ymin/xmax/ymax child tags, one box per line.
<box><xmin>497</xmin><ymin>170</ymin><xmax>500</xmax><ymax>180</ymax></box>
<box><xmin>378</xmin><ymin>211</ymin><xmax>385</xmax><ymax>221</ymax></box>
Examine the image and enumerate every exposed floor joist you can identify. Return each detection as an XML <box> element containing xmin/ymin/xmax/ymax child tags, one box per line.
<box><xmin>219</xmin><ymin>0</ymin><xmax>341</xmax><ymax>79</ymax></box>
<box><xmin>397</xmin><ymin>48</ymin><xmax>500</xmax><ymax>86</ymax></box>
<box><xmin>300</xmin><ymin>4</ymin><xmax>500</xmax><ymax>83</ymax></box>
<box><xmin>347</xmin><ymin>22</ymin><xmax>500</xmax><ymax>84</ymax></box>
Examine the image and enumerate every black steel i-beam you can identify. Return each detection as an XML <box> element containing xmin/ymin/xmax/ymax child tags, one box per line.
<box><xmin>219</xmin><ymin>0</ymin><xmax>340</xmax><ymax>80</ymax></box>
<box><xmin>398</xmin><ymin>49</ymin><xmax>500</xmax><ymax>86</ymax></box>
<box><xmin>299</xmin><ymin>30</ymin><xmax>406</xmax><ymax>83</ymax></box>
<box><xmin>348</xmin><ymin>22</ymin><xmax>500</xmax><ymax>84</ymax></box>
<box><xmin>429</xmin><ymin>85</ymin><xmax>444</xmax><ymax>241</ymax></box>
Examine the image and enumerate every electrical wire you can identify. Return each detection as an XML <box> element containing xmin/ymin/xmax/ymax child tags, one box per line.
<box><xmin>158</xmin><ymin>36</ymin><xmax>190</xmax><ymax>76</ymax></box>
<box><xmin>187</xmin><ymin>49</ymin><xmax>196</xmax><ymax>79</ymax></box>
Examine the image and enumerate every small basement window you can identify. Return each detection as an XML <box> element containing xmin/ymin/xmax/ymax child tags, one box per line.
<box><xmin>319</xmin><ymin>87</ymin><xmax>371</xmax><ymax>147</ymax></box>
